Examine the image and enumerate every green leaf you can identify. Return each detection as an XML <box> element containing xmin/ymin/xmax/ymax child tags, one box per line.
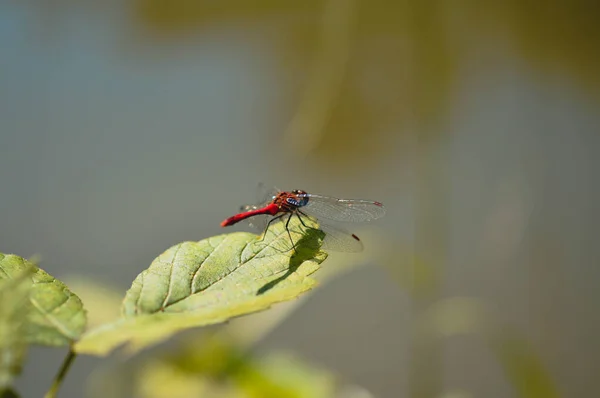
<box><xmin>75</xmin><ymin>217</ymin><xmax>327</xmax><ymax>356</ymax></box>
<box><xmin>0</xmin><ymin>254</ymin><xmax>87</xmax><ymax>346</ymax></box>
<box><xmin>0</xmin><ymin>267</ymin><xmax>32</xmax><ymax>390</ymax></box>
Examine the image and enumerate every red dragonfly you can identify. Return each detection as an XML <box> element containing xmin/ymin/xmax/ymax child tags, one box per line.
<box><xmin>221</xmin><ymin>189</ymin><xmax>385</xmax><ymax>252</ymax></box>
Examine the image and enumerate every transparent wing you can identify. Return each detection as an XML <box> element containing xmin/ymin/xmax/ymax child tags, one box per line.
<box><xmin>237</xmin><ymin>204</ymin><xmax>270</xmax><ymax>230</ymax></box>
<box><xmin>301</xmin><ymin>194</ymin><xmax>385</xmax><ymax>223</ymax></box>
<box><xmin>320</xmin><ymin>222</ymin><xmax>364</xmax><ymax>253</ymax></box>
<box><xmin>241</xmin><ymin>210</ymin><xmax>364</xmax><ymax>253</ymax></box>
<box><xmin>255</xmin><ymin>183</ymin><xmax>280</xmax><ymax>204</ymax></box>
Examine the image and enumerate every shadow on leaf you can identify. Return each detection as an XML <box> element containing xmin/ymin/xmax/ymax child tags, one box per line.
<box><xmin>256</xmin><ymin>227</ymin><xmax>325</xmax><ymax>295</ymax></box>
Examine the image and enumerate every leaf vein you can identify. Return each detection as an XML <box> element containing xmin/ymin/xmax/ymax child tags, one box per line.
<box><xmin>49</xmin><ymin>292</ymin><xmax>71</xmax><ymax>314</ymax></box>
<box><xmin>189</xmin><ymin>236</ymin><xmax>230</xmax><ymax>295</ymax></box>
<box><xmin>29</xmin><ymin>296</ymin><xmax>77</xmax><ymax>339</ymax></box>
<box><xmin>161</xmin><ymin>244</ymin><xmax>183</xmax><ymax>310</ymax></box>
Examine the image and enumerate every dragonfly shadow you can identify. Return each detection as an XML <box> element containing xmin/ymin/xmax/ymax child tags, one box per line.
<box><xmin>256</xmin><ymin>227</ymin><xmax>325</xmax><ymax>296</ymax></box>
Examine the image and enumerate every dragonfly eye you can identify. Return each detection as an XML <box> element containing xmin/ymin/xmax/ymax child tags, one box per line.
<box><xmin>298</xmin><ymin>196</ymin><xmax>309</xmax><ymax>206</ymax></box>
<box><xmin>286</xmin><ymin>197</ymin><xmax>300</xmax><ymax>206</ymax></box>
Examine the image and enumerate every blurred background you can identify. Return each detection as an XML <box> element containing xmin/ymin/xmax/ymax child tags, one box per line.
<box><xmin>1</xmin><ymin>1</ymin><xmax>599</xmax><ymax>397</ymax></box>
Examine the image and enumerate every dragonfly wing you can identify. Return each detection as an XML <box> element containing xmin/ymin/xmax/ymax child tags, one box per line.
<box><xmin>246</xmin><ymin>214</ymin><xmax>271</xmax><ymax>230</ymax></box>
<box><xmin>302</xmin><ymin>194</ymin><xmax>385</xmax><ymax>222</ymax></box>
<box><xmin>320</xmin><ymin>223</ymin><xmax>364</xmax><ymax>252</ymax></box>
<box><xmin>237</xmin><ymin>204</ymin><xmax>271</xmax><ymax>230</ymax></box>
<box><xmin>256</xmin><ymin>184</ymin><xmax>280</xmax><ymax>204</ymax></box>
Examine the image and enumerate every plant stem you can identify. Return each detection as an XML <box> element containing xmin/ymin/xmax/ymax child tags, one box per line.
<box><xmin>45</xmin><ymin>348</ymin><xmax>77</xmax><ymax>398</ymax></box>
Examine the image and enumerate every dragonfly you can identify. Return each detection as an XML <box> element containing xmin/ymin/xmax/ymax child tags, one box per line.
<box><xmin>221</xmin><ymin>189</ymin><xmax>385</xmax><ymax>252</ymax></box>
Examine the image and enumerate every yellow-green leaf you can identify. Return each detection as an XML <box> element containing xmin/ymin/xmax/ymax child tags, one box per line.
<box><xmin>0</xmin><ymin>267</ymin><xmax>31</xmax><ymax>390</ymax></box>
<box><xmin>0</xmin><ymin>254</ymin><xmax>87</xmax><ymax>346</ymax></box>
<box><xmin>75</xmin><ymin>218</ymin><xmax>327</xmax><ymax>356</ymax></box>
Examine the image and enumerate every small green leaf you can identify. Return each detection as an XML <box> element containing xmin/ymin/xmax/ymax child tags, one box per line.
<box><xmin>75</xmin><ymin>218</ymin><xmax>327</xmax><ymax>356</ymax></box>
<box><xmin>0</xmin><ymin>254</ymin><xmax>87</xmax><ymax>346</ymax></box>
<box><xmin>0</xmin><ymin>268</ymin><xmax>32</xmax><ymax>390</ymax></box>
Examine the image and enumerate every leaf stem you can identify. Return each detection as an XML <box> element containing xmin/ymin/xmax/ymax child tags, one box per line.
<box><xmin>45</xmin><ymin>348</ymin><xmax>77</xmax><ymax>398</ymax></box>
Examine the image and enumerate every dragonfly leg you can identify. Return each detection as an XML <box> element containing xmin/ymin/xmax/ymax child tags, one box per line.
<box><xmin>258</xmin><ymin>213</ymin><xmax>285</xmax><ymax>242</ymax></box>
<box><xmin>296</xmin><ymin>210</ymin><xmax>311</xmax><ymax>228</ymax></box>
<box><xmin>284</xmin><ymin>212</ymin><xmax>297</xmax><ymax>250</ymax></box>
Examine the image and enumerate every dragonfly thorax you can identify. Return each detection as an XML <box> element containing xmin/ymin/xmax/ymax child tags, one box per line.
<box><xmin>273</xmin><ymin>190</ymin><xmax>309</xmax><ymax>211</ymax></box>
